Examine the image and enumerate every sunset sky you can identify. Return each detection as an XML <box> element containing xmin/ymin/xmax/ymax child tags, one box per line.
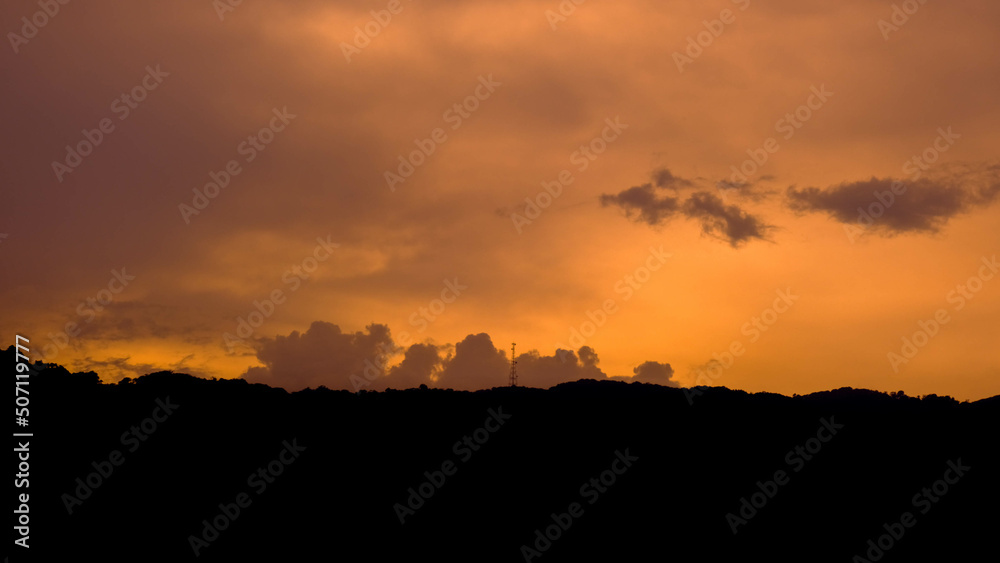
<box><xmin>2</xmin><ymin>0</ymin><xmax>998</xmax><ymax>399</ymax></box>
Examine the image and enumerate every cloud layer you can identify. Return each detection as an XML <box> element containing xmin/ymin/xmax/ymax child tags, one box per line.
<box><xmin>3</xmin><ymin>0</ymin><xmax>999</xmax><ymax>402</ymax></box>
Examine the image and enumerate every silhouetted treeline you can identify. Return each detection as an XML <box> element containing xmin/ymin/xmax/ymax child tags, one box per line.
<box><xmin>8</xmin><ymin>346</ymin><xmax>999</xmax><ymax>563</ymax></box>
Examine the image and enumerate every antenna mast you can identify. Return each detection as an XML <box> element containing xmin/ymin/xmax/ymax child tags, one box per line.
<box><xmin>509</xmin><ymin>342</ymin><xmax>518</xmax><ymax>387</ymax></box>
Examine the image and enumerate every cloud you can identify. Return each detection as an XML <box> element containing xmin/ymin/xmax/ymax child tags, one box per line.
<box><xmin>427</xmin><ymin>339</ymin><xmax>613</xmax><ymax>390</ymax></box>
<box><xmin>578</xmin><ymin>345</ymin><xmax>600</xmax><ymax>368</ymax></box>
<box><xmin>383</xmin><ymin>338</ymin><xmax>612</xmax><ymax>390</ymax></box>
<box><xmin>652</xmin><ymin>168</ymin><xmax>694</xmax><ymax>190</ymax></box>
<box><xmin>241</xmin><ymin>323</ymin><xmax>625</xmax><ymax>391</ymax></box>
<box><xmin>601</xmin><ymin>168</ymin><xmax>773</xmax><ymax>246</ymax></box>
<box><xmin>516</xmin><ymin>345</ymin><xmax>607</xmax><ymax>388</ymax></box>
<box><xmin>786</xmin><ymin>164</ymin><xmax>1000</xmax><ymax>236</ymax></box>
<box><xmin>608</xmin><ymin>360</ymin><xmax>678</xmax><ymax>387</ymax></box>
<box><xmin>435</xmin><ymin>333</ymin><xmax>510</xmax><ymax>391</ymax></box>
<box><xmin>631</xmin><ymin>360</ymin><xmax>679</xmax><ymax>386</ymax></box>
<box><xmin>682</xmin><ymin>192</ymin><xmax>774</xmax><ymax>247</ymax></box>
<box><xmin>383</xmin><ymin>343</ymin><xmax>445</xmax><ymax>390</ymax></box>
<box><xmin>600</xmin><ymin>184</ymin><xmax>681</xmax><ymax>226</ymax></box>
<box><xmin>716</xmin><ymin>175</ymin><xmax>777</xmax><ymax>203</ymax></box>
<box><xmin>243</xmin><ymin>321</ymin><xmax>397</xmax><ymax>391</ymax></box>
<box><xmin>75</xmin><ymin>302</ymin><xmax>221</xmax><ymax>347</ymax></box>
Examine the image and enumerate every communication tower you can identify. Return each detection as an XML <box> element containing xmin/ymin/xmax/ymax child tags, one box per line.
<box><xmin>509</xmin><ymin>342</ymin><xmax>518</xmax><ymax>387</ymax></box>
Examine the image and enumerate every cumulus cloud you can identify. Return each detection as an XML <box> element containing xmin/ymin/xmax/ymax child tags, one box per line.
<box><xmin>786</xmin><ymin>163</ymin><xmax>1000</xmax><ymax>236</ymax></box>
<box><xmin>578</xmin><ymin>345</ymin><xmax>600</xmax><ymax>368</ymax></box>
<box><xmin>608</xmin><ymin>360</ymin><xmax>678</xmax><ymax>387</ymax></box>
<box><xmin>243</xmin><ymin>321</ymin><xmax>397</xmax><ymax>391</ymax></box>
<box><xmin>433</xmin><ymin>333</ymin><xmax>510</xmax><ymax>390</ymax></box>
<box><xmin>516</xmin><ymin>345</ymin><xmax>607</xmax><ymax>388</ymax></box>
<box><xmin>383</xmin><ymin>343</ymin><xmax>445</xmax><ymax>390</ymax></box>
<box><xmin>601</xmin><ymin>168</ymin><xmax>773</xmax><ymax>246</ymax></box>
<box><xmin>241</xmin><ymin>323</ymin><xmax>631</xmax><ymax>391</ymax></box>
<box><xmin>391</xmin><ymin>339</ymin><xmax>610</xmax><ymax>390</ymax></box>
<box><xmin>631</xmin><ymin>361</ymin><xmax>678</xmax><ymax>386</ymax></box>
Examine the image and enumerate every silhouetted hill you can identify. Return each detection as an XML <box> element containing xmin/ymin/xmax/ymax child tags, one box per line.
<box><xmin>7</xmin><ymin>346</ymin><xmax>999</xmax><ymax>563</ymax></box>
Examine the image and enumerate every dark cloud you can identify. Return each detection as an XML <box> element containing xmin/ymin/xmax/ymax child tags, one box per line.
<box><xmin>243</xmin><ymin>321</ymin><xmax>397</xmax><ymax>391</ymax></box>
<box><xmin>601</xmin><ymin>169</ymin><xmax>773</xmax><ymax>247</ymax></box>
<box><xmin>383</xmin><ymin>339</ymin><xmax>609</xmax><ymax>390</ymax></box>
<box><xmin>716</xmin><ymin>175</ymin><xmax>777</xmax><ymax>203</ymax></box>
<box><xmin>682</xmin><ymin>192</ymin><xmax>774</xmax><ymax>247</ymax></box>
<box><xmin>434</xmin><ymin>333</ymin><xmax>510</xmax><ymax>390</ymax></box>
<box><xmin>599</xmin><ymin>184</ymin><xmax>680</xmax><ymax>226</ymax></box>
<box><xmin>34</xmin><ymin>301</ymin><xmax>221</xmax><ymax>365</ymax></box>
<box><xmin>631</xmin><ymin>361</ymin><xmax>678</xmax><ymax>386</ymax></box>
<box><xmin>383</xmin><ymin>343</ymin><xmax>445</xmax><ymax>390</ymax></box>
<box><xmin>578</xmin><ymin>345</ymin><xmax>600</xmax><ymax>368</ymax></box>
<box><xmin>516</xmin><ymin>345</ymin><xmax>606</xmax><ymax>388</ymax></box>
<box><xmin>786</xmin><ymin>165</ymin><xmax>1000</xmax><ymax>236</ymax></box>
<box><xmin>240</xmin><ymin>323</ymin><xmax>627</xmax><ymax>391</ymax></box>
<box><xmin>608</xmin><ymin>360</ymin><xmax>678</xmax><ymax>387</ymax></box>
<box><xmin>652</xmin><ymin>168</ymin><xmax>694</xmax><ymax>190</ymax></box>
<box><xmin>598</xmin><ymin>167</ymin><xmax>690</xmax><ymax>225</ymax></box>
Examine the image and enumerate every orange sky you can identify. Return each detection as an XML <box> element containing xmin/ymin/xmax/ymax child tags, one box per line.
<box><xmin>2</xmin><ymin>0</ymin><xmax>998</xmax><ymax>399</ymax></box>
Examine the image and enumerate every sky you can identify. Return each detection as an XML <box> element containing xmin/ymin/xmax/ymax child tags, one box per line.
<box><xmin>2</xmin><ymin>0</ymin><xmax>998</xmax><ymax>399</ymax></box>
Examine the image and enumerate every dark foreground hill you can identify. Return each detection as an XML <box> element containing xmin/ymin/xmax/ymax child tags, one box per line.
<box><xmin>9</xmin><ymin>350</ymin><xmax>1000</xmax><ymax>562</ymax></box>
